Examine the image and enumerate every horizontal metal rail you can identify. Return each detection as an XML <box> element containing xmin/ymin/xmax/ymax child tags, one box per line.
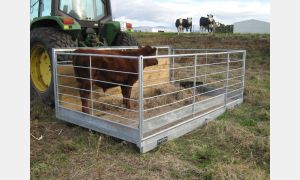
<box><xmin>58</xmin><ymin>61</ymin><xmax>73</xmax><ymax>64</ymax></box>
<box><xmin>143</xmin><ymin>50</ymin><xmax>246</xmax><ymax>59</ymax></box>
<box><xmin>58</xmin><ymin>106</ymin><xmax>138</xmax><ymax>130</ymax></box>
<box><xmin>179</xmin><ymin>59</ymin><xmax>243</xmax><ymax>66</ymax></box>
<box><xmin>144</xmin><ymin>87</ymin><xmax>194</xmax><ymax>100</ymax></box>
<box><xmin>57</xmin><ymin>84</ymin><xmax>138</xmax><ymax>102</ymax></box>
<box><xmin>57</xmin><ymin>64</ymin><xmax>138</xmax><ymax>75</ymax></box>
<box><xmin>57</xmin><ymin>74</ymin><xmax>134</xmax><ymax>88</ymax></box>
<box><xmin>144</xmin><ymin>95</ymin><xmax>193</xmax><ymax>112</ymax></box>
<box><xmin>58</xmin><ymin>100</ymin><xmax>136</xmax><ymax>122</ymax></box>
<box><xmin>144</xmin><ymin>74</ymin><xmax>243</xmax><ymax>89</ymax></box>
<box><xmin>227</xmin><ymin>92</ymin><xmax>243</xmax><ymax>100</ymax></box>
<box><xmin>144</xmin><ymin>85</ymin><xmax>227</xmax><ymax>112</ymax></box>
<box><xmin>54</xmin><ymin>45</ymin><xmax>171</xmax><ymax>52</ymax></box>
<box><xmin>144</xmin><ymin>93</ymin><xmax>225</xmax><ymax>121</ymax></box>
<box><xmin>56</xmin><ymin>46</ymin><xmax>171</xmax><ymax>58</ymax></box>
<box><xmin>144</xmin><ymin>84</ymin><xmax>226</xmax><ymax>101</ymax></box>
<box><xmin>56</xmin><ymin>52</ymin><xmax>140</xmax><ymax>59</ymax></box>
<box><xmin>227</xmin><ymin>87</ymin><xmax>244</xmax><ymax>94</ymax></box>
<box><xmin>195</xmin><ymin>86</ymin><xmax>226</xmax><ymax>96</ymax></box>
<box><xmin>196</xmin><ymin>67</ymin><xmax>243</xmax><ymax>78</ymax></box>
<box><xmin>143</xmin><ymin>61</ymin><xmax>242</xmax><ymax>74</ymax></box>
<box><xmin>144</xmin><ymin>65</ymin><xmax>194</xmax><ymax>73</ymax></box>
<box><xmin>144</xmin><ymin>61</ymin><xmax>229</xmax><ymax>74</ymax></box>
<box><xmin>227</xmin><ymin>81</ymin><xmax>243</xmax><ymax>88</ymax></box>
<box><xmin>144</xmin><ymin>76</ymin><xmax>195</xmax><ymax>88</ymax></box>
<box><xmin>58</xmin><ymin>92</ymin><xmax>138</xmax><ymax>112</ymax></box>
<box><xmin>173</xmin><ymin>48</ymin><xmax>229</xmax><ymax>51</ymax></box>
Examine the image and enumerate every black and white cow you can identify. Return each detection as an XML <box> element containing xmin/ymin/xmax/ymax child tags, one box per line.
<box><xmin>175</xmin><ymin>18</ymin><xmax>184</xmax><ymax>34</ymax></box>
<box><xmin>200</xmin><ymin>14</ymin><xmax>214</xmax><ymax>33</ymax></box>
<box><xmin>183</xmin><ymin>17</ymin><xmax>193</xmax><ymax>32</ymax></box>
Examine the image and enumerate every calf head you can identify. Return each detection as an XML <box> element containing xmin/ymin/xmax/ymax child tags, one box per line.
<box><xmin>179</xmin><ymin>18</ymin><xmax>183</xmax><ymax>23</ymax></box>
<box><xmin>187</xmin><ymin>17</ymin><xmax>192</xmax><ymax>24</ymax></box>
<box><xmin>207</xmin><ymin>14</ymin><xmax>214</xmax><ymax>23</ymax></box>
<box><xmin>209</xmin><ymin>19</ymin><xmax>216</xmax><ymax>28</ymax></box>
<box><xmin>140</xmin><ymin>45</ymin><xmax>158</xmax><ymax>67</ymax></box>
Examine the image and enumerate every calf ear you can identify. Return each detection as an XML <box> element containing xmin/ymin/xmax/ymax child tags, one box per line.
<box><xmin>151</xmin><ymin>47</ymin><xmax>157</xmax><ymax>54</ymax></box>
<box><xmin>144</xmin><ymin>46</ymin><xmax>156</xmax><ymax>54</ymax></box>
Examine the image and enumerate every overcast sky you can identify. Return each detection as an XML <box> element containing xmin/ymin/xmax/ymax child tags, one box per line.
<box><xmin>111</xmin><ymin>0</ymin><xmax>270</xmax><ymax>28</ymax></box>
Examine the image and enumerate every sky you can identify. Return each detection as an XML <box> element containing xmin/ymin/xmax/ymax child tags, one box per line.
<box><xmin>111</xmin><ymin>0</ymin><xmax>270</xmax><ymax>28</ymax></box>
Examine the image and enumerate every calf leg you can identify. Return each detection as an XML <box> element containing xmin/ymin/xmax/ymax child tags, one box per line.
<box><xmin>78</xmin><ymin>81</ymin><xmax>91</xmax><ymax>114</ymax></box>
<box><xmin>121</xmin><ymin>86</ymin><xmax>132</xmax><ymax>109</ymax></box>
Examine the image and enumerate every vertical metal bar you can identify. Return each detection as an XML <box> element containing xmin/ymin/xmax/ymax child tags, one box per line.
<box><xmin>241</xmin><ymin>51</ymin><xmax>247</xmax><ymax>101</ymax></box>
<box><xmin>168</xmin><ymin>47</ymin><xmax>172</xmax><ymax>82</ymax></box>
<box><xmin>192</xmin><ymin>55</ymin><xmax>197</xmax><ymax>115</ymax></box>
<box><xmin>170</xmin><ymin>49</ymin><xmax>175</xmax><ymax>83</ymax></box>
<box><xmin>52</xmin><ymin>48</ymin><xmax>59</xmax><ymax>115</ymax></box>
<box><xmin>204</xmin><ymin>49</ymin><xmax>208</xmax><ymax>83</ymax></box>
<box><xmin>138</xmin><ymin>55</ymin><xmax>144</xmax><ymax>147</ymax></box>
<box><xmin>89</xmin><ymin>56</ymin><xmax>94</xmax><ymax>116</ymax></box>
<box><xmin>225</xmin><ymin>53</ymin><xmax>230</xmax><ymax>106</ymax></box>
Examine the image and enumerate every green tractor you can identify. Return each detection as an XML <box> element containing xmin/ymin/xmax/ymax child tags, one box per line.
<box><xmin>30</xmin><ymin>0</ymin><xmax>138</xmax><ymax>105</ymax></box>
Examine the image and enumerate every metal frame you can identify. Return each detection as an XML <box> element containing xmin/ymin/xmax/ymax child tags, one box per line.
<box><xmin>52</xmin><ymin>46</ymin><xmax>246</xmax><ymax>153</ymax></box>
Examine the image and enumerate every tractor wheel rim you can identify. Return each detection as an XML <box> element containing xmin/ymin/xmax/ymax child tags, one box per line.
<box><xmin>30</xmin><ymin>44</ymin><xmax>52</xmax><ymax>92</ymax></box>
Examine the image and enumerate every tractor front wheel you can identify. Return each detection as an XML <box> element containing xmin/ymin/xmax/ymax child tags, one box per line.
<box><xmin>30</xmin><ymin>27</ymin><xmax>76</xmax><ymax>105</ymax></box>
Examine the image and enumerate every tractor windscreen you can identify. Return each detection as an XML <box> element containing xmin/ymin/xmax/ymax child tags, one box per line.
<box><xmin>60</xmin><ymin>0</ymin><xmax>106</xmax><ymax>21</ymax></box>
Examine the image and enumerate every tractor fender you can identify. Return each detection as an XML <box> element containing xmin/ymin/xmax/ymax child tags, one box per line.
<box><xmin>31</xmin><ymin>16</ymin><xmax>81</xmax><ymax>31</ymax></box>
<box><xmin>103</xmin><ymin>21</ymin><xmax>121</xmax><ymax>46</ymax></box>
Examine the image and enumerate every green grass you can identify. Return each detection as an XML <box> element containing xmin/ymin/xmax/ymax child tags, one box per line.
<box><xmin>31</xmin><ymin>33</ymin><xmax>269</xmax><ymax>179</ymax></box>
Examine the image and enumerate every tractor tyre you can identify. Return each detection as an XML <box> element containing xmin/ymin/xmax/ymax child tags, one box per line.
<box><xmin>30</xmin><ymin>27</ymin><xmax>76</xmax><ymax>106</ymax></box>
<box><xmin>112</xmin><ymin>31</ymin><xmax>139</xmax><ymax>46</ymax></box>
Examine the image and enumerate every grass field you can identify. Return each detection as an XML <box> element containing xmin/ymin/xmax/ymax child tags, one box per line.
<box><xmin>30</xmin><ymin>33</ymin><xmax>270</xmax><ymax>179</ymax></box>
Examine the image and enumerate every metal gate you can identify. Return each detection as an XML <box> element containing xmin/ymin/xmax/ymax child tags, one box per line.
<box><xmin>52</xmin><ymin>46</ymin><xmax>246</xmax><ymax>153</ymax></box>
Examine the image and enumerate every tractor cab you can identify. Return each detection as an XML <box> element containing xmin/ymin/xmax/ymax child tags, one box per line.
<box><xmin>30</xmin><ymin>0</ymin><xmax>118</xmax><ymax>46</ymax></box>
<box><xmin>30</xmin><ymin>0</ymin><xmax>138</xmax><ymax>105</ymax></box>
<box><xmin>59</xmin><ymin>0</ymin><xmax>107</xmax><ymax>22</ymax></box>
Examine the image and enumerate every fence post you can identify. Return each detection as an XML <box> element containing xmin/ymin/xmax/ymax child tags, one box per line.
<box><xmin>192</xmin><ymin>55</ymin><xmax>197</xmax><ymax>115</ymax></box>
<box><xmin>241</xmin><ymin>51</ymin><xmax>247</xmax><ymax>101</ymax></box>
<box><xmin>225</xmin><ymin>53</ymin><xmax>230</xmax><ymax>107</ymax></box>
<box><xmin>204</xmin><ymin>49</ymin><xmax>208</xmax><ymax>83</ymax></box>
<box><xmin>170</xmin><ymin>48</ymin><xmax>175</xmax><ymax>83</ymax></box>
<box><xmin>89</xmin><ymin>56</ymin><xmax>94</xmax><ymax>116</ymax></box>
<box><xmin>52</xmin><ymin>48</ymin><xmax>59</xmax><ymax>115</ymax></box>
<box><xmin>138</xmin><ymin>55</ymin><xmax>144</xmax><ymax>148</ymax></box>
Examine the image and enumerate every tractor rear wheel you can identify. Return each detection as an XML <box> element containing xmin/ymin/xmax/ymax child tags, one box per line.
<box><xmin>112</xmin><ymin>31</ymin><xmax>139</xmax><ymax>46</ymax></box>
<box><xmin>30</xmin><ymin>27</ymin><xmax>76</xmax><ymax>105</ymax></box>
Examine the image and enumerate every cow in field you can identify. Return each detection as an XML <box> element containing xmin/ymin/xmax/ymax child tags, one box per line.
<box><xmin>200</xmin><ymin>14</ymin><xmax>214</xmax><ymax>33</ymax></box>
<box><xmin>183</xmin><ymin>17</ymin><xmax>193</xmax><ymax>32</ymax></box>
<box><xmin>175</xmin><ymin>18</ymin><xmax>184</xmax><ymax>34</ymax></box>
<box><xmin>209</xmin><ymin>21</ymin><xmax>221</xmax><ymax>32</ymax></box>
<box><xmin>72</xmin><ymin>46</ymin><xmax>158</xmax><ymax>114</ymax></box>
